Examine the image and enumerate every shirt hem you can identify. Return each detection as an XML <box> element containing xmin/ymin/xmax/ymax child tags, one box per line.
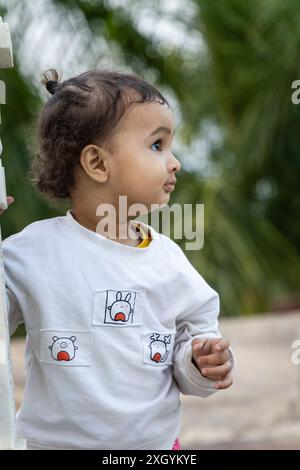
<box><xmin>25</xmin><ymin>424</ymin><xmax>180</xmax><ymax>451</ymax></box>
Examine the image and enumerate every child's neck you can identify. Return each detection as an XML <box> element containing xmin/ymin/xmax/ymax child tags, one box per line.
<box><xmin>70</xmin><ymin>210</ymin><xmax>142</xmax><ymax>247</ymax></box>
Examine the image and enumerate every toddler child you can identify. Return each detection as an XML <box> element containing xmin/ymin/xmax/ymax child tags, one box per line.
<box><xmin>2</xmin><ymin>68</ymin><xmax>234</xmax><ymax>450</ymax></box>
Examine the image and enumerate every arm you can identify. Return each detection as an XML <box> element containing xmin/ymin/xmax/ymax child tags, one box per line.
<box><xmin>0</xmin><ymin>198</ymin><xmax>23</xmax><ymax>336</ymax></box>
<box><xmin>5</xmin><ymin>284</ymin><xmax>23</xmax><ymax>336</ymax></box>
<box><xmin>171</xmin><ymin>247</ymin><xmax>235</xmax><ymax>397</ymax></box>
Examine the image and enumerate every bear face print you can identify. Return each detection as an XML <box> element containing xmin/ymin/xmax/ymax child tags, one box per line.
<box><xmin>107</xmin><ymin>291</ymin><xmax>133</xmax><ymax>323</ymax></box>
<box><xmin>49</xmin><ymin>336</ymin><xmax>78</xmax><ymax>361</ymax></box>
<box><xmin>148</xmin><ymin>333</ymin><xmax>171</xmax><ymax>363</ymax></box>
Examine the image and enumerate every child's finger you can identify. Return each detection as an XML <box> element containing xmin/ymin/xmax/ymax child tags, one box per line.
<box><xmin>196</xmin><ymin>350</ymin><xmax>229</xmax><ymax>368</ymax></box>
<box><xmin>213</xmin><ymin>338</ymin><xmax>230</xmax><ymax>352</ymax></box>
<box><xmin>192</xmin><ymin>338</ymin><xmax>207</xmax><ymax>351</ymax></box>
<box><xmin>200</xmin><ymin>360</ymin><xmax>232</xmax><ymax>379</ymax></box>
<box><xmin>192</xmin><ymin>339</ymin><xmax>211</xmax><ymax>358</ymax></box>
<box><xmin>214</xmin><ymin>372</ymin><xmax>233</xmax><ymax>390</ymax></box>
<box><xmin>0</xmin><ymin>196</ymin><xmax>14</xmax><ymax>215</ymax></box>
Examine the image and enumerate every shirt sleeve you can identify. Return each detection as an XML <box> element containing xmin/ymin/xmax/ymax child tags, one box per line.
<box><xmin>5</xmin><ymin>285</ymin><xmax>23</xmax><ymax>336</ymax></box>
<box><xmin>171</xmin><ymin>244</ymin><xmax>235</xmax><ymax>397</ymax></box>
<box><xmin>2</xmin><ymin>237</ymin><xmax>24</xmax><ymax>336</ymax></box>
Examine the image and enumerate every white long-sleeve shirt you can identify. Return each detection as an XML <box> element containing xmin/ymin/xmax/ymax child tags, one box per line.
<box><xmin>3</xmin><ymin>210</ymin><xmax>233</xmax><ymax>450</ymax></box>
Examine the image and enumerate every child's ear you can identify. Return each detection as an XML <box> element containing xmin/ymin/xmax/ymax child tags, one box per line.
<box><xmin>79</xmin><ymin>144</ymin><xmax>109</xmax><ymax>183</ymax></box>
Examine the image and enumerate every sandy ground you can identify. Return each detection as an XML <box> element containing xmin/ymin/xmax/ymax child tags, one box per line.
<box><xmin>10</xmin><ymin>311</ymin><xmax>300</xmax><ymax>449</ymax></box>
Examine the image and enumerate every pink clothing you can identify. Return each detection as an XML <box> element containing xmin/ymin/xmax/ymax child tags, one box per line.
<box><xmin>172</xmin><ymin>438</ymin><xmax>181</xmax><ymax>450</ymax></box>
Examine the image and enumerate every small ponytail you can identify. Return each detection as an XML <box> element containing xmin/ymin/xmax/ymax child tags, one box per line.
<box><xmin>40</xmin><ymin>68</ymin><xmax>62</xmax><ymax>95</ymax></box>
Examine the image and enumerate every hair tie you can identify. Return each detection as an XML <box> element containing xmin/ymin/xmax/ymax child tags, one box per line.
<box><xmin>46</xmin><ymin>80</ymin><xmax>59</xmax><ymax>95</ymax></box>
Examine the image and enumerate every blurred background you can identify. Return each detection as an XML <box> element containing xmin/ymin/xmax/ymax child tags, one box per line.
<box><xmin>1</xmin><ymin>0</ymin><xmax>300</xmax><ymax>449</ymax></box>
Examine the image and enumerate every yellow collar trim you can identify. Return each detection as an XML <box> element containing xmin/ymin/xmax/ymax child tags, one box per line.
<box><xmin>131</xmin><ymin>222</ymin><xmax>152</xmax><ymax>248</ymax></box>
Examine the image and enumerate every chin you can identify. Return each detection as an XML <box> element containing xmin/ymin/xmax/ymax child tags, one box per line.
<box><xmin>143</xmin><ymin>195</ymin><xmax>168</xmax><ymax>211</ymax></box>
<box><xmin>158</xmin><ymin>193</ymin><xmax>171</xmax><ymax>206</ymax></box>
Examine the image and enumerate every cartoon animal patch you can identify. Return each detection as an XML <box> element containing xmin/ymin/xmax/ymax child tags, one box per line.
<box><xmin>49</xmin><ymin>336</ymin><xmax>78</xmax><ymax>362</ymax></box>
<box><xmin>92</xmin><ymin>289</ymin><xmax>144</xmax><ymax>326</ymax></box>
<box><xmin>148</xmin><ymin>333</ymin><xmax>171</xmax><ymax>363</ymax></box>
<box><xmin>107</xmin><ymin>291</ymin><xmax>133</xmax><ymax>323</ymax></box>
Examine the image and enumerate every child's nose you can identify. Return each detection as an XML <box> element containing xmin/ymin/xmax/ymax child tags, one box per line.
<box><xmin>168</xmin><ymin>154</ymin><xmax>181</xmax><ymax>173</ymax></box>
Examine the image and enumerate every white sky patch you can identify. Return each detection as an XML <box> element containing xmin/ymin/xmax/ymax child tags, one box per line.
<box><xmin>107</xmin><ymin>0</ymin><xmax>204</xmax><ymax>52</ymax></box>
<box><xmin>173</xmin><ymin>120</ymin><xmax>224</xmax><ymax>176</ymax></box>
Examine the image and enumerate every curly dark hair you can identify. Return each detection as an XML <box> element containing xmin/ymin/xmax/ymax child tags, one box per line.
<box><xmin>29</xmin><ymin>68</ymin><xmax>169</xmax><ymax>201</ymax></box>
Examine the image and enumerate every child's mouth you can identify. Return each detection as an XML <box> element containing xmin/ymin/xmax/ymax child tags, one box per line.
<box><xmin>163</xmin><ymin>183</ymin><xmax>175</xmax><ymax>192</ymax></box>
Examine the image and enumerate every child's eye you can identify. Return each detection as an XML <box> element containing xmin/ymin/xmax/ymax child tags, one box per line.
<box><xmin>150</xmin><ymin>140</ymin><xmax>163</xmax><ymax>152</ymax></box>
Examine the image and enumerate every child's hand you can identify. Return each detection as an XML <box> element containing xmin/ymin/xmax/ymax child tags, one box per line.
<box><xmin>0</xmin><ymin>196</ymin><xmax>14</xmax><ymax>215</ymax></box>
<box><xmin>192</xmin><ymin>338</ymin><xmax>233</xmax><ymax>390</ymax></box>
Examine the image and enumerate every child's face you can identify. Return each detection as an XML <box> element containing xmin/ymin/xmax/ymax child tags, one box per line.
<box><xmin>107</xmin><ymin>101</ymin><xmax>181</xmax><ymax>211</ymax></box>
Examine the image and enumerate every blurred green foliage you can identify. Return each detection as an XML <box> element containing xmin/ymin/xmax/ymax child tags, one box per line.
<box><xmin>0</xmin><ymin>0</ymin><xmax>300</xmax><ymax>317</ymax></box>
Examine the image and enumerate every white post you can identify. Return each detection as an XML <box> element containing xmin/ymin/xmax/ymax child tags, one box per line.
<box><xmin>0</xmin><ymin>16</ymin><xmax>26</xmax><ymax>450</ymax></box>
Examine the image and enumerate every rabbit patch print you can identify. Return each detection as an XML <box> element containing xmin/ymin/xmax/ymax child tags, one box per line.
<box><xmin>141</xmin><ymin>332</ymin><xmax>175</xmax><ymax>366</ymax></box>
<box><xmin>49</xmin><ymin>336</ymin><xmax>78</xmax><ymax>362</ymax></box>
<box><xmin>108</xmin><ymin>291</ymin><xmax>133</xmax><ymax>322</ymax></box>
<box><xmin>92</xmin><ymin>289</ymin><xmax>145</xmax><ymax>326</ymax></box>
